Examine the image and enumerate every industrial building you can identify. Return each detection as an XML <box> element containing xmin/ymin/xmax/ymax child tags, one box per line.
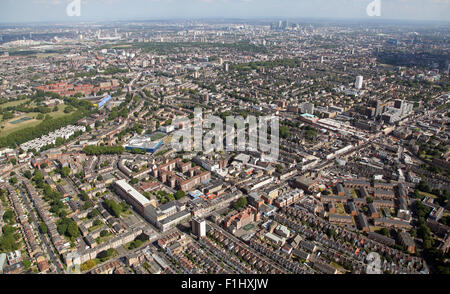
<box><xmin>124</xmin><ymin>135</ymin><xmax>163</xmax><ymax>153</ymax></box>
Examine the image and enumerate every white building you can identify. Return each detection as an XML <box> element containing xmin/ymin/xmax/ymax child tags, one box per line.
<box><xmin>355</xmin><ymin>75</ymin><xmax>364</xmax><ymax>89</ymax></box>
<box><xmin>192</xmin><ymin>218</ymin><xmax>206</xmax><ymax>238</ymax></box>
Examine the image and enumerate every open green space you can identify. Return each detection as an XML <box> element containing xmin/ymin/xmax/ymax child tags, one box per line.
<box><xmin>0</xmin><ymin>99</ymin><xmax>29</xmax><ymax>108</ymax></box>
<box><xmin>244</xmin><ymin>224</ymin><xmax>254</xmax><ymax>231</ymax></box>
<box><xmin>0</xmin><ymin>104</ymin><xmax>73</xmax><ymax>138</ymax></box>
<box><xmin>150</xmin><ymin>132</ymin><xmax>166</xmax><ymax>141</ymax></box>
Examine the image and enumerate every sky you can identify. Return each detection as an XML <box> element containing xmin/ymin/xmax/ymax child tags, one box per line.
<box><xmin>0</xmin><ymin>0</ymin><xmax>449</xmax><ymax>23</ymax></box>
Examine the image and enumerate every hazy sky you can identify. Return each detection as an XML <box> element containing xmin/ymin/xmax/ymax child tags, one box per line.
<box><xmin>0</xmin><ymin>0</ymin><xmax>449</xmax><ymax>23</ymax></box>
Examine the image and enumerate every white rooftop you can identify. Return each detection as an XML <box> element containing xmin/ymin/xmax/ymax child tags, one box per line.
<box><xmin>115</xmin><ymin>179</ymin><xmax>150</xmax><ymax>207</ymax></box>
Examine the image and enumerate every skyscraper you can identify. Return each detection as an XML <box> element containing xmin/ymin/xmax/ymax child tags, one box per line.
<box><xmin>355</xmin><ymin>76</ymin><xmax>363</xmax><ymax>89</ymax></box>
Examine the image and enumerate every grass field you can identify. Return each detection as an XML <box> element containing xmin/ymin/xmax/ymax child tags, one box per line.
<box><xmin>417</xmin><ymin>191</ymin><xmax>438</xmax><ymax>199</ymax></box>
<box><xmin>335</xmin><ymin>203</ymin><xmax>347</xmax><ymax>215</ymax></box>
<box><xmin>330</xmin><ymin>261</ymin><xmax>347</xmax><ymax>273</ymax></box>
<box><xmin>0</xmin><ymin>99</ymin><xmax>29</xmax><ymax>109</ymax></box>
<box><xmin>150</xmin><ymin>132</ymin><xmax>166</xmax><ymax>141</ymax></box>
<box><xmin>0</xmin><ymin>104</ymin><xmax>73</xmax><ymax>138</ymax></box>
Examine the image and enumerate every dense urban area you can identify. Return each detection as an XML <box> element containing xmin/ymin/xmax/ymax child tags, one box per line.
<box><xmin>0</xmin><ymin>19</ymin><xmax>449</xmax><ymax>275</ymax></box>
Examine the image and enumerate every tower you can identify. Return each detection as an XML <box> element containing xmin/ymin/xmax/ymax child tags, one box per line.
<box><xmin>355</xmin><ymin>76</ymin><xmax>363</xmax><ymax>89</ymax></box>
<box><xmin>192</xmin><ymin>218</ymin><xmax>206</xmax><ymax>238</ymax></box>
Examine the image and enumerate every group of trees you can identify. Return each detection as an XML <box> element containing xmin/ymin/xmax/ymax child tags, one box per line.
<box><xmin>174</xmin><ymin>190</ymin><xmax>186</xmax><ymax>200</ymax></box>
<box><xmin>87</xmin><ymin>209</ymin><xmax>100</xmax><ymax>219</ymax></box>
<box><xmin>301</xmin><ymin>125</ymin><xmax>318</xmax><ymax>141</ymax></box>
<box><xmin>0</xmin><ymin>106</ymin><xmax>91</xmax><ymax>149</ymax></box>
<box><xmin>412</xmin><ymin>201</ymin><xmax>434</xmax><ymax>248</ymax></box>
<box><xmin>32</xmin><ymin>170</ymin><xmax>45</xmax><ymax>189</ymax></box>
<box><xmin>8</xmin><ymin>177</ymin><xmax>18</xmax><ymax>185</ymax></box>
<box><xmin>42</xmin><ymin>184</ymin><xmax>67</xmax><ymax>218</ymax></box>
<box><xmin>415</xmin><ymin>181</ymin><xmax>449</xmax><ymax>208</ymax></box>
<box><xmin>126</xmin><ymin>233</ymin><xmax>149</xmax><ymax>250</ymax></box>
<box><xmin>104</xmin><ymin>199</ymin><xmax>128</xmax><ymax>218</ymax></box>
<box><xmin>233</xmin><ymin>197</ymin><xmax>248</xmax><ymax>210</ymax></box>
<box><xmin>96</xmin><ymin>248</ymin><xmax>116</xmax><ymax>263</ymax></box>
<box><xmin>0</xmin><ymin>92</ymin><xmax>93</xmax><ymax>148</ymax></box>
<box><xmin>82</xmin><ymin>145</ymin><xmax>125</xmax><ymax>155</ymax></box>
<box><xmin>0</xmin><ymin>225</ymin><xmax>20</xmax><ymax>252</ymax></box>
<box><xmin>2</xmin><ymin>210</ymin><xmax>15</xmax><ymax>223</ymax></box>
<box><xmin>280</xmin><ymin>125</ymin><xmax>290</xmax><ymax>139</ymax></box>
<box><xmin>56</xmin><ymin>218</ymin><xmax>80</xmax><ymax>239</ymax></box>
<box><xmin>59</xmin><ymin>166</ymin><xmax>71</xmax><ymax>178</ymax></box>
<box><xmin>230</xmin><ymin>58</ymin><xmax>302</xmax><ymax>72</ymax></box>
<box><xmin>148</xmin><ymin>189</ymin><xmax>186</xmax><ymax>204</ymax></box>
<box><xmin>413</xmin><ymin>199</ymin><xmax>450</xmax><ymax>273</ymax></box>
<box><xmin>154</xmin><ymin>190</ymin><xmax>175</xmax><ymax>204</ymax></box>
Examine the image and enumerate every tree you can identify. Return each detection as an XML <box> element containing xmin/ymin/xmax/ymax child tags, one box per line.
<box><xmin>378</xmin><ymin>228</ymin><xmax>390</xmax><ymax>237</ymax></box>
<box><xmin>23</xmin><ymin>258</ymin><xmax>31</xmax><ymax>269</ymax></box>
<box><xmin>100</xmin><ymin>230</ymin><xmax>109</xmax><ymax>238</ymax></box>
<box><xmin>81</xmin><ymin>200</ymin><xmax>93</xmax><ymax>211</ymax></box>
<box><xmin>233</xmin><ymin>197</ymin><xmax>248</xmax><ymax>210</ymax></box>
<box><xmin>39</xmin><ymin>222</ymin><xmax>48</xmax><ymax>234</ymax></box>
<box><xmin>9</xmin><ymin>177</ymin><xmax>18</xmax><ymax>185</ymax></box>
<box><xmin>417</xmin><ymin>181</ymin><xmax>430</xmax><ymax>193</ymax></box>
<box><xmin>280</xmin><ymin>125</ymin><xmax>290</xmax><ymax>139</ymax></box>
<box><xmin>23</xmin><ymin>170</ymin><xmax>32</xmax><ymax>179</ymax></box>
<box><xmin>79</xmin><ymin>191</ymin><xmax>89</xmax><ymax>202</ymax></box>
<box><xmin>2</xmin><ymin>210</ymin><xmax>15</xmax><ymax>223</ymax></box>
<box><xmin>104</xmin><ymin>199</ymin><xmax>122</xmax><ymax>218</ymax></box>
<box><xmin>81</xmin><ymin>260</ymin><xmax>96</xmax><ymax>272</ymax></box>
<box><xmin>174</xmin><ymin>190</ymin><xmax>186</xmax><ymax>200</ymax></box>
<box><xmin>67</xmin><ymin>222</ymin><xmax>80</xmax><ymax>238</ymax></box>
<box><xmin>87</xmin><ymin>209</ymin><xmax>99</xmax><ymax>219</ymax></box>
<box><xmin>60</xmin><ymin>166</ymin><xmax>71</xmax><ymax>178</ymax></box>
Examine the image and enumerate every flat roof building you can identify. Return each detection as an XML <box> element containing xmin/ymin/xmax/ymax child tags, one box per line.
<box><xmin>114</xmin><ymin>179</ymin><xmax>153</xmax><ymax>214</ymax></box>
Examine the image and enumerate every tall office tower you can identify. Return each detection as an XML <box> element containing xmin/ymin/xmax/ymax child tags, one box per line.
<box><xmin>218</xmin><ymin>57</ymin><xmax>223</xmax><ymax>65</ymax></box>
<box><xmin>224</xmin><ymin>63</ymin><xmax>229</xmax><ymax>72</ymax></box>
<box><xmin>192</xmin><ymin>218</ymin><xmax>206</xmax><ymax>238</ymax></box>
<box><xmin>355</xmin><ymin>75</ymin><xmax>363</xmax><ymax>89</ymax></box>
<box><xmin>320</xmin><ymin>56</ymin><xmax>324</xmax><ymax>64</ymax></box>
